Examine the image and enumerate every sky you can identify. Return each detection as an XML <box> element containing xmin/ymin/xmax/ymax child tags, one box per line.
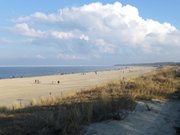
<box><xmin>0</xmin><ymin>0</ymin><xmax>180</xmax><ymax>66</ymax></box>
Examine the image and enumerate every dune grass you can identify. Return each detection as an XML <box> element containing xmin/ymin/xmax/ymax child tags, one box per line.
<box><xmin>0</xmin><ymin>66</ymin><xmax>179</xmax><ymax>135</ymax></box>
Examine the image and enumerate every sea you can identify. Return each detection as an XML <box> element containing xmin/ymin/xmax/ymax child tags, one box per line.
<box><xmin>0</xmin><ymin>66</ymin><xmax>123</xmax><ymax>79</ymax></box>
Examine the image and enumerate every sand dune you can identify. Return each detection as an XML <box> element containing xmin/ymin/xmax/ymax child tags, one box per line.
<box><xmin>0</xmin><ymin>67</ymin><xmax>154</xmax><ymax>106</ymax></box>
<box><xmin>85</xmin><ymin>100</ymin><xmax>180</xmax><ymax>135</ymax></box>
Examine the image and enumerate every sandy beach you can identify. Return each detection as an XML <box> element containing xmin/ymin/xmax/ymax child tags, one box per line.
<box><xmin>0</xmin><ymin>67</ymin><xmax>154</xmax><ymax>106</ymax></box>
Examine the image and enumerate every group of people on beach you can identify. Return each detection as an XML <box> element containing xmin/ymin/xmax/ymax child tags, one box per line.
<box><xmin>34</xmin><ymin>80</ymin><xmax>40</xmax><ymax>84</ymax></box>
<box><xmin>34</xmin><ymin>80</ymin><xmax>60</xmax><ymax>85</ymax></box>
<box><xmin>34</xmin><ymin>70</ymin><xmax>100</xmax><ymax>85</ymax></box>
<box><xmin>81</xmin><ymin>71</ymin><xmax>98</xmax><ymax>75</ymax></box>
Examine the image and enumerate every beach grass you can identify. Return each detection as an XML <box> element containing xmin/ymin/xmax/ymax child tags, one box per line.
<box><xmin>0</xmin><ymin>66</ymin><xmax>179</xmax><ymax>135</ymax></box>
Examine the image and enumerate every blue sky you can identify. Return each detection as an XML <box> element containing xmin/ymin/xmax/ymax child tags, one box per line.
<box><xmin>1</xmin><ymin>0</ymin><xmax>180</xmax><ymax>28</ymax></box>
<box><xmin>0</xmin><ymin>0</ymin><xmax>180</xmax><ymax>65</ymax></box>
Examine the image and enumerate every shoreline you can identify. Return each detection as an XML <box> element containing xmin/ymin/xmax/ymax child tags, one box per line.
<box><xmin>0</xmin><ymin>65</ymin><xmax>123</xmax><ymax>80</ymax></box>
<box><xmin>0</xmin><ymin>65</ymin><xmax>157</xmax><ymax>80</ymax></box>
<box><xmin>0</xmin><ymin>66</ymin><xmax>155</xmax><ymax>106</ymax></box>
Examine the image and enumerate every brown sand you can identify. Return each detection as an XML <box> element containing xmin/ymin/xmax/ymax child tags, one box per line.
<box><xmin>0</xmin><ymin>67</ymin><xmax>154</xmax><ymax>106</ymax></box>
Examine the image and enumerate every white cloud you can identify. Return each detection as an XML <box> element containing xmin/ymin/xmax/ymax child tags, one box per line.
<box><xmin>33</xmin><ymin>12</ymin><xmax>48</xmax><ymax>20</ymax></box>
<box><xmin>14</xmin><ymin>12</ymin><xmax>62</xmax><ymax>23</ymax></box>
<box><xmin>95</xmin><ymin>39</ymin><xmax>115</xmax><ymax>54</ymax></box>
<box><xmin>51</xmin><ymin>31</ymin><xmax>74</xmax><ymax>39</ymax></box>
<box><xmin>8</xmin><ymin>2</ymin><xmax>180</xmax><ymax>59</ymax></box>
<box><xmin>36</xmin><ymin>54</ymin><xmax>46</xmax><ymax>59</ymax></box>
<box><xmin>57</xmin><ymin>53</ymin><xmax>79</xmax><ymax>60</ymax></box>
<box><xmin>12</xmin><ymin>23</ymin><xmax>46</xmax><ymax>38</ymax></box>
<box><xmin>80</xmin><ymin>34</ymin><xmax>89</xmax><ymax>41</ymax></box>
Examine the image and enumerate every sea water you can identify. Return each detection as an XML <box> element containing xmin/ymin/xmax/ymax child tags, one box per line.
<box><xmin>0</xmin><ymin>66</ymin><xmax>123</xmax><ymax>79</ymax></box>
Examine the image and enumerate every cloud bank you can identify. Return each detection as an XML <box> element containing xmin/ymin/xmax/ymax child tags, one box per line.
<box><xmin>5</xmin><ymin>2</ymin><xmax>180</xmax><ymax>63</ymax></box>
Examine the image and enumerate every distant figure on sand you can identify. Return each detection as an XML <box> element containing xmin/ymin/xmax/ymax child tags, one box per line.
<box><xmin>95</xmin><ymin>71</ymin><xmax>97</xmax><ymax>75</ymax></box>
<box><xmin>35</xmin><ymin>80</ymin><xmax>40</xmax><ymax>84</ymax></box>
<box><xmin>57</xmin><ymin>80</ymin><xmax>60</xmax><ymax>84</ymax></box>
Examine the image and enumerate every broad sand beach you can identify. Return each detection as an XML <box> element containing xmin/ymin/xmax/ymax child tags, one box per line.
<box><xmin>0</xmin><ymin>67</ymin><xmax>155</xmax><ymax>106</ymax></box>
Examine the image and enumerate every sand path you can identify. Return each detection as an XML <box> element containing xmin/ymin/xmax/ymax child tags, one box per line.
<box><xmin>0</xmin><ymin>67</ymin><xmax>154</xmax><ymax>106</ymax></box>
<box><xmin>85</xmin><ymin>100</ymin><xmax>180</xmax><ymax>135</ymax></box>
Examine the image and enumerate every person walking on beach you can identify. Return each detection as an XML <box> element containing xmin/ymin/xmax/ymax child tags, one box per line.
<box><xmin>57</xmin><ymin>80</ymin><xmax>60</xmax><ymax>85</ymax></box>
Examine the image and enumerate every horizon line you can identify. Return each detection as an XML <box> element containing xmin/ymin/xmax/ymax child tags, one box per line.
<box><xmin>0</xmin><ymin>64</ymin><xmax>113</xmax><ymax>67</ymax></box>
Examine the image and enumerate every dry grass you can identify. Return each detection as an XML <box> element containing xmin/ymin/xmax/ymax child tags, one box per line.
<box><xmin>130</xmin><ymin>66</ymin><xmax>179</xmax><ymax>100</ymax></box>
<box><xmin>0</xmin><ymin>66</ymin><xmax>179</xmax><ymax>135</ymax></box>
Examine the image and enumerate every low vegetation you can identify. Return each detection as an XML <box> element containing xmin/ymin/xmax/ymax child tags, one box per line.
<box><xmin>0</xmin><ymin>66</ymin><xmax>179</xmax><ymax>135</ymax></box>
